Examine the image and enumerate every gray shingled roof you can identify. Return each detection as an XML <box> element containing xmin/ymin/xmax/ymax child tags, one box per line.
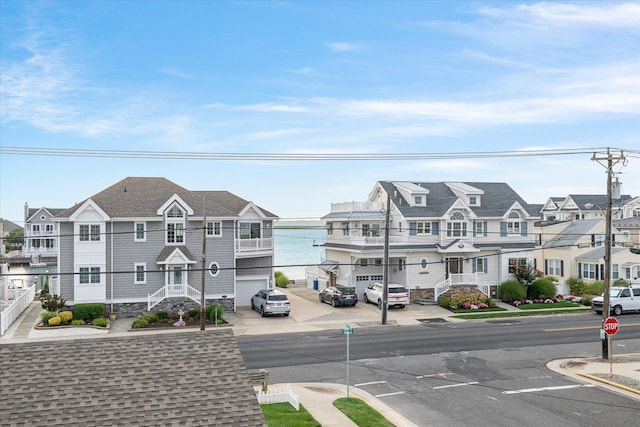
<box><xmin>56</xmin><ymin>177</ymin><xmax>277</xmax><ymax>219</ymax></box>
<box><xmin>577</xmin><ymin>247</ymin><xmax>629</xmax><ymax>262</ymax></box>
<box><xmin>0</xmin><ymin>330</ymin><xmax>266</xmax><ymax>426</ymax></box>
<box><xmin>380</xmin><ymin>181</ymin><xmax>538</xmax><ymax>218</ymax></box>
<box><xmin>543</xmin><ymin>219</ymin><xmax>601</xmax><ymax>248</ymax></box>
<box><xmin>562</xmin><ymin>194</ymin><xmax>632</xmax><ymax>211</ymax></box>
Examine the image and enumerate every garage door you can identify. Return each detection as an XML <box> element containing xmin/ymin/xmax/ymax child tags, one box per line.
<box><xmin>236</xmin><ymin>278</ymin><xmax>268</xmax><ymax>307</ymax></box>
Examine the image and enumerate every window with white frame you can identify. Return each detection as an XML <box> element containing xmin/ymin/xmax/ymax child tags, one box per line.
<box><xmin>625</xmin><ymin>267</ymin><xmax>631</xmax><ymax>280</ymax></box>
<box><xmin>397</xmin><ymin>222</ymin><xmax>403</xmax><ymax>233</ymax></box>
<box><xmin>581</xmin><ymin>263</ymin><xmax>598</xmax><ymax>279</ymax></box>
<box><xmin>592</xmin><ymin>234</ymin><xmax>604</xmax><ymax>246</ymax></box>
<box><xmin>374</xmin><ymin>258</ymin><xmax>382</xmax><ymax>266</ymax></box>
<box><xmin>341</xmin><ymin>222</ymin><xmax>349</xmax><ymax>236</ymax></box>
<box><xmin>447</xmin><ymin>212</ymin><xmax>467</xmax><ymax>237</ymax></box>
<box><xmin>166</xmin><ymin>204</ymin><xmax>185</xmax><ymax>244</ymax></box>
<box><xmin>355</xmin><ymin>275</ymin><xmax>369</xmax><ymax>282</ymax></box>
<box><xmin>45</xmin><ymin>224</ymin><xmax>54</xmax><ymax>233</ymax></box>
<box><xmin>79</xmin><ymin>224</ymin><xmax>101</xmax><ymax>241</ymax></box>
<box><xmin>209</xmin><ymin>261</ymin><xmax>220</xmax><ymax>277</ymax></box>
<box><xmin>134</xmin><ymin>263</ymin><xmax>146</xmax><ymax>284</ymax></box>
<box><xmin>371</xmin><ymin>274</ymin><xmax>383</xmax><ymax>281</ymax></box>
<box><xmin>239</xmin><ymin>222</ymin><xmax>261</xmax><ymax>239</ymax></box>
<box><xmin>44</xmin><ymin>239</ymin><xmax>54</xmax><ymax>248</ymax></box>
<box><xmin>420</xmin><ymin>258</ymin><xmax>428</xmax><ymax>270</ymax></box>
<box><xmin>32</xmin><ymin>224</ymin><xmax>40</xmax><ymax>233</ymax></box>
<box><xmin>469</xmin><ymin>196</ymin><xmax>479</xmax><ymax>206</ymax></box>
<box><xmin>362</xmin><ymin>223</ymin><xmax>380</xmax><ymax>237</ymax></box>
<box><xmin>474</xmin><ymin>257</ymin><xmax>487</xmax><ymax>273</ymax></box>
<box><xmin>414</xmin><ymin>196</ymin><xmax>423</xmax><ymax>205</ymax></box>
<box><xmin>416</xmin><ymin>222</ymin><xmax>431</xmax><ymax>234</ymax></box>
<box><xmin>612</xmin><ymin>264</ymin><xmax>619</xmax><ymax>280</ymax></box>
<box><xmin>507</xmin><ymin>212</ymin><xmax>521</xmax><ymax>235</ymax></box>
<box><xmin>473</xmin><ymin>221</ymin><xmax>486</xmax><ymax>236</ymax></box>
<box><xmin>326</xmin><ymin>223</ymin><xmax>333</xmax><ymax>236</ymax></box>
<box><xmin>360</xmin><ymin>258</ymin><xmax>368</xmax><ymax>267</ymax></box>
<box><xmin>508</xmin><ymin>258</ymin><xmax>528</xmax><ymax>274</ymax></box>
<box><xmin>135</xmin><ymin>222</ymin><xmax>146</xmax><ymax>242</ymax></box>
<box><xmin>79</xmin><ymin>267</ymin><xmax>101</xmax><ymax>284</ymax></box>
<box><xmin>547</xmin><ymin>259</ymin><xmax>563</xmax><ymax>276</ymax></box>
<box><xmin>207</xmin><ymin>221</ymin><xmax>222</xmax><ymax>237</ymax></box>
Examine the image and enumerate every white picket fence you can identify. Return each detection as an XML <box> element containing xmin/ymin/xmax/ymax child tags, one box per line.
<box><xmin>0</xmin><ymin>284</ymin><xmax>36</xmax><ymax>336</ymax></box>
<box><xmin>256</xmin><ymin>384</ymin><xmax>299</xmax><ymax>411</ymax></box>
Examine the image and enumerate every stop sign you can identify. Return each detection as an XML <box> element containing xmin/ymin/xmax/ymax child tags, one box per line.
<box><xmin>603</xmin><ymin>317</ymin><xmax>619</xmax><ymax>336</ymax></box>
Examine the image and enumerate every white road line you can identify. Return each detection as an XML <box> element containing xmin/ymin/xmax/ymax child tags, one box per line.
<box><xmin>503</xmin><ymin>384</ymin><xmax>595</xmax><ymax>395</ymax></box>
<box><xmin>416</xmin><ymin>373</ymin><xmax>453</xmax><ymax>379</ymax></box>
<box><xmin>433</xmin><ymin>382</ymin><xmax>479</xmax><ymax>390</ymax></box>
<box><xmin>375</xmin><ymin>391</ymin><xmax>406</xmax><ymax>398</ymax></box>
<box><xmin>354</xmin><ymin>381</ymin><xmax>387</xmax><ymax>387</ymax></box>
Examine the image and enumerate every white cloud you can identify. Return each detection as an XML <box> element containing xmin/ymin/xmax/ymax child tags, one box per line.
<box><xmin>327</xmin><ymin>42</ymin><xmax>359</xmax><ymax>52</ymax></box>
<box><xmin>160</xmin><ymin>68</ymin><xmax>192</xmax><ymax>79</ymax></box>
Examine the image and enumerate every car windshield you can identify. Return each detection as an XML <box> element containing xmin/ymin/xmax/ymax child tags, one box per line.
<box><xmin>609</xmin><ymin>289</ymin><xmax>623</xmax><ymax>298</ymax></box>
<box><xmin>269</xmin><ymin>295</ymin><xmax>288</xmax><ymax>301</ymax></box>
<box><xmin>389</xmin><ymin>287</ymin><xmax>407</xmax><ymax>294</ymax></box>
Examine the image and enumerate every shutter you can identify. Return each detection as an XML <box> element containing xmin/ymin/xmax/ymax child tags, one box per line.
<box><xmin>545</xmin><ymin>259</ymin><xmax>548</xmax><ymax>275</ymax></box>
<box><xmin>500</xmin><ymin>222</ymin><xmax>507</xmax><ymax>237</ymax></box>
<box><xmin>432</xmin><ymin>222</ymin><xmax>439</xmax><ymax>235</ymax></box>
<box><xmin>591</xmin><ymin>234</ymin><xmax>595</xmax><ymax>247</ymax></box>
<box><xmin>409</xmin><ymin>222</ymin><xmax>417</xmax><ymax>236</ymax></box>
<box><xmin>578</xmin><ymin>263</ymin><xmax>582</xmax><ymax>278</ymax></box>
<box><xmin>612</xmin><ymin>234</ymin><xmax>616</xmax><ymax>247</ymax></box>
<box><xmin>599</xmin><ymin>264</ymin><xmax>604</xmax><ymax>280</ymax></box>
<box><xmin>483</xmin><ymin>221</ymin><xmax>488</xmax><ymax>237</ymax></box>
<box><xmin>560</xmin><ymin>260</ymin><xmax>564</xmax><ymax>277</ymax></box>
<box><xmin>472</xmin><ymin>221</ymin><xmax>477</xmax><ymax>237</ymax></box>
<box><xmin>484</xmin><ymin>258</ymin><xmax>488</xmax><ymax>273</ymax></box>
<box><xmin>520</xmin><ymin>222</ymin><xmax>527</xmax><ymax>236</ymax></box>
<box><xmin>472</xmin><ymin>261</ymin><xmax>476</xmax><ymax>273</ymax></box>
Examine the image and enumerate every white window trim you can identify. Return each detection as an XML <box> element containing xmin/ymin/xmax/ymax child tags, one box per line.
<box><xmin>209</xmin><ymin>261</ymin><xmax>220</xmax><ymax>277</ymax></box>
<box><xmin>416</xmin><ymin>222</ymin><xmax>431</xmax><ymax>235</ymax></box>
<box><xmin>507</xmin><ymin>212</ymin><xmax>521</xmax><ymax>235</ymax></box>
<box><xmin>134</xmin><ymin>263</ymin><xmax>146</xmax><ymax>284</ymax></box>
<box><xmin>206</xmin><ymin>221</ymin><xmax>222</xmax><ymax>237</ymax></box>
<box><xmin>548</xmin><ymin>259</ymin><xmax>562</xmax><ymax>276</ymax></box>
<box><xmin>420</xmin><ymin>257</ymin><xmax>429</xmax><ymax>270</ymax></box>
<box><xmin>79</xmin><ymin>266</ymin><xmax>102</xmax><ymax>284</ymax></box>
<box><xmin>134</xmin><ymin>222</ymin><xmax>146</xmax><ymax>242</ymax></box>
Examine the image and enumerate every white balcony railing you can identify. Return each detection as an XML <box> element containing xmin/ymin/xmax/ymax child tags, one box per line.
<box><xmin>235</xmin><ymin>237</ymin><xmax>273</xmax><ymax>253</ymax></box>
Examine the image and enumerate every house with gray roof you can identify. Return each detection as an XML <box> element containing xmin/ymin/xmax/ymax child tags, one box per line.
<box><xmin>22</xmin><ymin>204</ymin><xmax>65</xmax><ymax>260</ymax></box>
<box><xmin>539</xmin><ymin>193</ymin><xmax>633</xmax><ymax>222</ymax></box>
<box><xmin>53</xmin><ymin>177</ymin><xmax>278</xmax><ymax>315</ymax></box>
<box><xmin>320</xmin><ymin>181</ymin><xmax>540</xmax><ymax>301</ymax></box>
<box><xmin>536</xmin><ymin>219</ymin><xmax>639</xmax><ymax>292</ymax></box>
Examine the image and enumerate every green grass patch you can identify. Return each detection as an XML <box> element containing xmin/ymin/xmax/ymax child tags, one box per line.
<box><xmin>517</xmin><ymin>301</ymin><xmax>582</xmax><ymax>310</ymax></box>
<box><xmin>452</xmin><ymin>308</ymin><xmax>594</xmax><ymax>320</ymax></box>
<box><xmin>449</xmin><ymin>307</ymin><xmax>507</xmax><ymax>314</ymax></box>
<box><xmin>333</xmin><ymin>397</ymin><xmax>395</xmax><ymax>427</ymax></box>
<box><xmin>261</xmin><ymin>402</ymin><xmax>320</xmax><ymax>427</ymax></box>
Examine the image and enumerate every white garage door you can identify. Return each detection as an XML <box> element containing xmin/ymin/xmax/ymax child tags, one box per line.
<box><xmin>236</xmin><ymin>278</ymin><xmax>269</xmax><ymax>307</ymax></box>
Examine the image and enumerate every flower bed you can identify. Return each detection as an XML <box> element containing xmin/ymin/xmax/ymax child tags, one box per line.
<box><xmin>513</xmin><ymin>294</ymin><xmax>591</xmax><ymax>309</ymax></box>
<box><xmin>439</xmin><ymin>292</ymin><xmax>503</xmax><ymax>313</ymax></box>
<box><xmin>130</xmin><ymin>306</ymin><xmax>228</xmax><ymax>330</ymax></box>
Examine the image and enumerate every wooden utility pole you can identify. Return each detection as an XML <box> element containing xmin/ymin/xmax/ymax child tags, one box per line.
<box><xmin>200</xmin><ymin>196</ymin><xmax>206</xmax><ymax>331</ymax></box>
<box><xmin>591</xmin><ymin>148</ymin><xmax>626</xmax><ymax>360</ymax></box>
<box><xmin>381</xmin><ymin>196</ymin><xmax>391</xmax><ymax>325</ymax></box>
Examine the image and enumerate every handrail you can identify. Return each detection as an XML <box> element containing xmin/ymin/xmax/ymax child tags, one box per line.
<box><xmin>148</xmin><ymin>284</ymin><xmax>201</xmax><ymax>310</ymax></box>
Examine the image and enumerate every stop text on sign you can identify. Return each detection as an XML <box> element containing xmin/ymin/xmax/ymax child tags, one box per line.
<box><xmin>603</xmin><ymin>318</ymin><xmax>619</xmax><ymax>336</ymax></box>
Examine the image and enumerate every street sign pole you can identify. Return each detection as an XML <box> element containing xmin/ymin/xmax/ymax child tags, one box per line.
<box><xmin>341</xmin><ymin>324</ymin><xmax>355</xmax><ymax>398</ymax></box>
<box><xmin>603</xmin><ymin>317</ymin><xmax>619</xmax><ymax>376</ymax></box>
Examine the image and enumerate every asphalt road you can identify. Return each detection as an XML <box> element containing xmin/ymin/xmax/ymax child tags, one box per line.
<box><xmin>238</xmin><ymin>313</ymin><xmax>640</xmax><ymax>427</ymax></box>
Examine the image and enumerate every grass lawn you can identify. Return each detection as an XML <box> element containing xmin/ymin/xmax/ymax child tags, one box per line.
<box><xmin>449</xmin><ymin>307</ymin><xmax>506</xmax><ymax>314</ymax></box>
<box><xmin>516</xmin><ymin>301</ymin><xmax>585</xmax><ymax>310</ymax></box>
<box><xmin>333</xmin><ymin>397</ymin><xmax>395</xmax><ymax>427</ymax></box>
<box><xmin>261</xmin><ymin>403</ymin><xmax>320</xmax><ymax>427</ymax></box>
<box><xmin>451</xmin><ymin>307</ymin><xmax>594</xmax><ymax>319</ymax></box>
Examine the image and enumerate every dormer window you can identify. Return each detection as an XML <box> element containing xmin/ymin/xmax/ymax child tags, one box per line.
<box><xmin>165</xmin><ymin>204</ymin><xmax>186</xmax><ymax>244</ymax></box>
<box><xmin>507</xmin><ymin>212</ymin><xmax>521</xmax><ymax>235</ymax></box>
<box><xmin>469</xmin><ymin>196</ymin><xmax>480</xmax><ymax>206</ymax></box>
<box><xmin>414</xmin><ymin>196</ymin><xmax>422</xmax><ymax>205</ymax></box>
<box><xmin>167</xmin><ymin>205</ymin><xmax>184</xmax><ymax>218</ymax></box>
<box><xmin>447</xmin><ymin>212</ymin><xmax>467</xmax><ymax>237</ymax></box>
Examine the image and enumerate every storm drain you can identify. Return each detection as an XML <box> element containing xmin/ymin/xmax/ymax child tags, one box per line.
<box><xmin>417</xmin><ymin>318</ymin><xmax>448</xmax><ymax>323</ymax></box>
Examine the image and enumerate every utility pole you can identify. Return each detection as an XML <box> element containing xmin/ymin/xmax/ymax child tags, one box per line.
<box><xmin>591</xmin><ymin>148</ymin><xmax>626</xmax><ymax>360</ymax></box>
<box><xmin>200</xmin><ymin>196</ymin><xmax>207</xmax><ymax>331</ymax></box>
<box><xmin>381</xmin><ymin>196</ymin><xmax>391</xmax><ymax>325</ymax></box>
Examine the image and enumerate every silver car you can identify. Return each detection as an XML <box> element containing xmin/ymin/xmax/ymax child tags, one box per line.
<box><xmin>251</xmin><ymin>289</ymin><xmax>291</xmax><ymax>317</ymax></box>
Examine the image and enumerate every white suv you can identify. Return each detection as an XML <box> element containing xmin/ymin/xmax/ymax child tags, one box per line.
<box><xmin>251</xmin><ymin>289</ymin><xmax>291</xmax><ymax>317</ymax></box>
<box><xmin>593</xmin><ymin>285</ymin><xmax>640</xmax><ymax>315</ymax></box>
<box><xmin>363</xmin><ymin>283</ymin><xmax>409</xmax><ymax>309</ymax></box>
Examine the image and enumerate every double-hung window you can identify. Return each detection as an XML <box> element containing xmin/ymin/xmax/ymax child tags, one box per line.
<box><xmin>416</xmin><ymin>222</ymin><xmax>431</xmax><ymax>235</ymax></box>
<box><xmin>79</xmin><ymin>267</ymin><xmax>101</xmax><ymax>284</ymax></box>
<box><xmin>447</xmin><ymin>212</ymin><xmax>467</xmax><ymax>237</ymax></box>
<box><xmin>134</xmin><ymin>263</ymin><xmax>146</xmax><ymax>284</ymax></box>
<box><xmin>135</xmin><ymin>222</ymin><xmax>146</xmax><ymax>241</ymax></box>
<box><xmin>507</xmin><ymin>212</ymin><xmax>521</xmax><ymax>235</ymax></box>
<box><xmin>547</xmin><ymin>259</ymin><xmax>563</xmax><ymax>276</ymax></box>
<box><xmin>581</xmin><ymin>263</ymin><xmax>598</xmax><ymax>280</ymax></box>
<box><xmin>362</xmin><ymin>224</ymin><xmax>380</xmax><ymax>237</ymax></box>
<box><xmin>80</xmin><ymin>224</ymin><xmax>101</xmax><ymax>241</ymax></box>
<box><xmin>166</xmin><ymin>204</ymin><xmax>185</xmax><ymax>244</ymax></box>
<box><xmin>474</xmin><ymin>257</ymin><xmax>487</xmax><ymax>273</ymax></box>
<box><xmin>207</xmin><ymin>221</ymin><xmax>222</xmax><ymax>237</ymax></box>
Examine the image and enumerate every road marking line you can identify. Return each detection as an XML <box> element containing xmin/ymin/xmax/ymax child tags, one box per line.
<box><xmin>354</xmin><ymin>381</ymin><xmax>387</xmax><ymax>387</ymax></box>
<box><xmin>503</xmin><ymin>384</ymin><xmax>595</xmax><ymax>394</ymax></box>
<box><xmin>416</xmin><ymin>372</ymin><xmax>453</xmax><ymax>379</ymax></box>
<box><xmin>544</xmin><ymin>323</ymin><xmax>640</xmax><ymax>332</ymax></box>
<box><xmin>433</xmin><ymin>382</ymin><xmax>479</xmax><ymax>390</ymax></box>
<box><xmin>375</xmin><ymin>391</ymin><xmax>406</xmax><ymax>397</ymax></box>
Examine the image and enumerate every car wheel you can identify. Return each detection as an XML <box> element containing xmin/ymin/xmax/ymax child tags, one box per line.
<box><xmin>332</xmin><ymin>298</ymin><xmax>337</xmax><ymax>307</ymax></box>
<box><xmin>284</xmin><ymin>313</ymin><xmax>289</xmax><ymax>317</ymax></box>
<box><xmin>377</xmin><ymin>299</ymin><xmax>383</xmax><ymax>309</ymax></box>
<box><xmin>364</xmin><ymin>294</ymin><xmax>369</xmax><ymax>303</ymax></box>
<box><xmin>399</xmin><ymin>305</ymin><xmax>405</xmax><ymax>309</ymax></box>
<box><xmin>260</xmin><ymin>306</ymin><xmax>267</xmax><ymax>317</ymax></box>
<box><xmin>319</xmin><ymin>294</ymin><xmax>324</xmax><ymax>303</ymax></box>
<box><xmin>613</xmin><ymin>305</ymin><xmax>623</xmax><ymax>316</ymax></box>
<box><xmin>251</xmin><ymin>300</ymin><xmax>255</xmax><ymax>310</ymax></box>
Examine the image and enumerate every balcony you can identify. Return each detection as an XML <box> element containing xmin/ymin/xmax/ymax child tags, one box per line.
<box><xmin>235</xmin><ymin>237</ymin><xmax>274</xmax><ymax>257</ymax></box>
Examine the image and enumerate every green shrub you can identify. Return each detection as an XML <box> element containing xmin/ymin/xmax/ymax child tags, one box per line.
<box><xmin>142</xmin><ymin>313</ymin><xmax>158</xmax><ymax>323</ymax></box>
<box><xmin>92</xmin><ymin>318</ymin><xmax>108</xmax><ymax>327</ymax></box>
<box><xmin>567</xmin><ymin>277</ymin><xmax>589</xmax><ymax>295</ymax></box>
<box><xmin>188</xmin><ymin>309</ymin><xmax>200</xmax><ymax>318</ymax></box>
<box><xmin>498</xmin><ymin>280</ymin><xmax>526</xmax><ymax>303</ymax></box>
<box><xmin>438</xmin><ymin>296</ymin><xmax>451</xmax><ymax>309</ymax></box>
<box><xmin>614</xmin><ymin>278</ymin><xmax>629</xmax><ymax>286</ymax></box>
<box><xmin>59</xmin><ymin>311</ymin><xmax>73</xmax><ymax>323</ymax></box>
<box><xmin>528</xmin><ymin>278</ymin><xmax>557</xmax><ymax>299</ymax></box>
<box><xmin>205</xmin><ymin>304</ymin><xmax>224</xmax><ymax>324</ymax></box>
<box><xmin>40</xmin><ymin>293</ymin><xmax>66</xmax><ymax>313</ymax></box>
<box><xmin>156</xmin><ymin>311</ymin><xmax>169</xmax><ymax>320</ymax></box>
<box><xmin>587</xmin><ymin>281</ymin><xmax>605</xmax><ymax>296</ymax></box>
<box><xmin>48</xmin><ymin>316</ymin><xmax>62</xmax><ymax>326</ymax></box>
<box><xmin>131</xmin><ymin>318</ymin><xmax>149</xmax><ymax>329</ymax></box>
<box><xmin>73</xmin><ymin>303</ymin><xmax>105</xmax><ymax>321</ymax></box>
<box><xmin>582</xmin><ymin>297</ymin><xmax>592</xmax><ymax>306</ymax></box>
<box><xmin>71</xmin><ymin>319</ymin><xmax>85</xmax><ymax>326</ymax></box>
<box><xmin>40</xmin><ymin>311</ymin><xmax>56</xmax><ymax>325</ymax></box>
<box><xmin>274</xmin><ymin>271</ymin><xmax>289</xmax><ymax>288</ymax></box>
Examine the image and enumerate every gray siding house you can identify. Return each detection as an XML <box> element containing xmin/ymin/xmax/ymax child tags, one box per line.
<box><xmin>320</xmin><ymin>181</ymin><xmax>540</xmax><ymax>301</ymax></box>
<box><xmin>54</xmin><ymin>177</ymin><xmax>278</xmax><ymax>315</ymax></box>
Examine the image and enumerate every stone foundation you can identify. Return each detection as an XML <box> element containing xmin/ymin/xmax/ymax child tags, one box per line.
<box><xmin>71</xmin><ymin>298</ymin><xmax>236</xmax><ymax>319</ymax></box>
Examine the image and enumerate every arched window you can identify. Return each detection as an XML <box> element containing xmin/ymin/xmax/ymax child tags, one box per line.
<box><xmin>507</xmin><ymin>211</ymin><xmax>521</xmax><ymax>235</ymax></box>
<box><xmin>447</xmin><ymin>212</ymin><xmax>467</xmax><ymax>237</ymax></box>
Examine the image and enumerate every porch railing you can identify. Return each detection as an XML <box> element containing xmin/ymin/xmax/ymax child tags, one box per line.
<box><xmin>235</xmin><ymin>237</ymin><xmax>273</xmax><ymax>253</ymax></box>
<box><xmin>148</xmin><ymin>283</ymin><xmax>201</xmax><ymax>310</ymax></box>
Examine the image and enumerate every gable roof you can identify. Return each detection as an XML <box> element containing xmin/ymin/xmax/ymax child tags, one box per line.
<box><xmin>26</xmin><ymin>207</ymin><xmax>66</xmax><ymax>222</ymax></box>
<box><xmin>543</xmin><ymin>219</ymin><xmax>602</xmax><ymax>248</ymax></box>
<box><xmin>0</xmin><ymin>330</ymin><xmax>266</xmax><ymax>426</ymax></box>
<box><xmin>56</xmin><ymin>177</ymin><xmax>277</xmax><ymax>219</ymax></box>
<box><xmin>379</xmin><ymin>181</ymin><xmax>538</xmax><ymax>218</ymax></box>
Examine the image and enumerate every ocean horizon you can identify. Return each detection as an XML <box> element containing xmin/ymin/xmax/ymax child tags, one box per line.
<box><xmin>274</xmin><ymin>219</ymin><xmax>326</xmax><ymax>280</ymax></box>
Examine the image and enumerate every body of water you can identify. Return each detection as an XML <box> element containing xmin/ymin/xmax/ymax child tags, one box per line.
<box><xmin>274</xmin><ymin>220</ymin><xmax>326</xmax><ymax>280</ymax></box>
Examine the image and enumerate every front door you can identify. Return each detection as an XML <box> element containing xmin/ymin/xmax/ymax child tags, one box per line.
<box><xmin>445</xmin><ymin>257</ymin><xmax>463</xmax><ymax>279</ymax></box>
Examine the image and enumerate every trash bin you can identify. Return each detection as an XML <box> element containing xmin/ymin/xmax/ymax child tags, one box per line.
<box><xmin>313</xmin><ymin>279</ymin><xmax>319</xmax><ymax>290</ymax></box>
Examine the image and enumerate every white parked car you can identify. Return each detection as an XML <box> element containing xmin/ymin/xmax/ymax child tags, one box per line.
<box><xmin>251</xmin><ymin>289</ymin><xmax>291</xmax><ymax>317</ymax></box>
<box><xmin>363</xmin><ymin>282</ymin><xmax>409</xmax><ymax>309</ymax></box>
<box><xmin>593</xmin><ymin>285</ymin><xmax>640</xmax><ymax>315</ymax></box>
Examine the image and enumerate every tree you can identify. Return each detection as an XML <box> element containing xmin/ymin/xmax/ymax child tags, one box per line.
<box><xmin>5</xmin><ymin>228</ymin><xmax>23</xmax><ymax>251</ymax></box>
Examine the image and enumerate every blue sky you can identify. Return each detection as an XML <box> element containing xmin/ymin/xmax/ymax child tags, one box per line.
<box><xmin>1</xmin><ymin>1</ymin><xmax>638</xmax><ymax>224</ymax></box>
